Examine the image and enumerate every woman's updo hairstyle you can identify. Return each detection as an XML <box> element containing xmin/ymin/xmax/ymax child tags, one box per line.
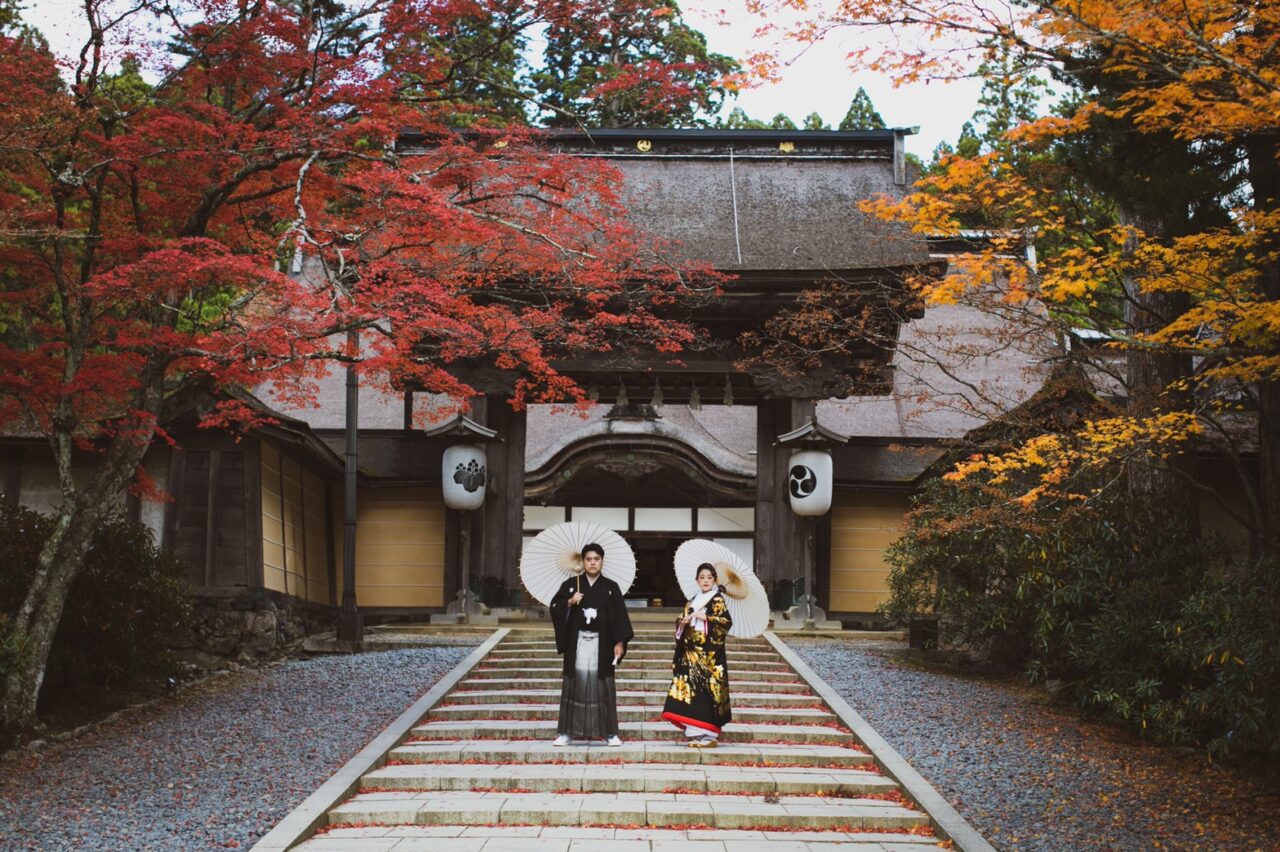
<box><xmin>695</xmin><ymin>562</ymin><xmax>718</xmax><ymax>581</ymax></box>
<box><xmin>581</xmin><ymin>543</ymin><xmax>605</xmax><ymax>560</ymax></box>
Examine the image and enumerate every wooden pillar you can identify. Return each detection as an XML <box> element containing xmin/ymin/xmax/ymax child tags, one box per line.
<box><xmin>754</xmin><ymin>399</ymin><xmax>816</xmax><ymax>600</ymax></box>
<box><xmin>754</xmin><ymin>401</ymin><xmax>777</xmax><ymax>586</ymax></box>
<box><xmin>755</xmin><ymin>400</ymin><xmax>794</xmax><ymax>587</ymax></box>
<box><xmin>815</xmin><ymin>511</ymin><xmax>833</xmax><ymax>611</ymax></box>
<box><xmin>444</xmin><ymin>506</ymin><xmax>461</xmax><ymax>604</ymax></box>
<box><xmin>480</xmin><ymin>394</ymin><xmax>528</xmax><ymax>605</ymax></box>
<box><xmin>791</xmin><ymin>399</ymin><xmax>818</xmax><ymax>611</ymax></box>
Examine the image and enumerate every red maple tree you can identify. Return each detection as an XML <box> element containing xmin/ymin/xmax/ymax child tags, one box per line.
<box><xmin>0</xmin><ymin>0</ymin><xmax>712</xmax><ymax>734</ymax></box>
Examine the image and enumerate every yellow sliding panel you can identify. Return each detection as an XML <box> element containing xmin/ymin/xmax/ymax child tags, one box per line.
<box><xmin>260</xmin><ymin>443</ymin><xmax>287</xmax><ymax>594</ymax></box>
<box><xmin>333</xmin><ymin>487</ymin><xmax>446</xmax><ymax>608</ymax></box>
<box><xmin>828</xmin><ymin>492</ymin><xmax>910</xmax><ymax>613</ymax></box>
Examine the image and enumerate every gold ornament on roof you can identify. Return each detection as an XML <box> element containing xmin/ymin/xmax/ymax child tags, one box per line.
<box><xmin>778</xmin><ymin>141</ymin><xmax>795</xmax><ymax>153</ymax></box>
<box><xmin>636</xmin><ymin>139</ymin><xmax>653</xmax><ymax>152</ymax></box>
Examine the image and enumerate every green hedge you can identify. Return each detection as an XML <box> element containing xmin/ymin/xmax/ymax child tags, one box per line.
<box><xmin>883</xmin><ymin>473</ymin><xmax>1280</xmax><ymax>759</ymax></box>
<box><xmin>0</xmin><ymin>502</ymin><xmax>192</xmax><ymax>692</ymax></box>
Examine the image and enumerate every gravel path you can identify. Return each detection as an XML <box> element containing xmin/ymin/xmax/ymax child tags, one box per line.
<box><xmin>789</xmin><ymin>638</ymin><xmax>1280</xmax><ymax>851</ymax></box>
<box><xmin>0</xmin><ymin>645</ymin><xmax>475</xmax><ymax>851</ymax></box>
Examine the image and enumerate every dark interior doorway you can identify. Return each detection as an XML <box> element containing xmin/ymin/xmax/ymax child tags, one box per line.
<box><xmin>627</xmin><ymin>534</ymin><xmax>686</xmax><ymax>607</ymax></box>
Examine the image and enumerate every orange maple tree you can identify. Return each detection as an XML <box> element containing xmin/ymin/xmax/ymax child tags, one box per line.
<box><xmin>750</xmin><ymin>0</ymin><xmax>1280</xmax><ymax>551</ymax></box>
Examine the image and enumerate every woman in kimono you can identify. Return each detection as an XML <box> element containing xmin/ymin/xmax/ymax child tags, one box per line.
<box><xmin>549</xmin><ymin>543</ymin><xmax>634</xmax><ymax>746</ymax></box>
<box><xmin>661</xmin><ymin>562</ymin><xmax>732</xmax><ymax>747</ymax></box>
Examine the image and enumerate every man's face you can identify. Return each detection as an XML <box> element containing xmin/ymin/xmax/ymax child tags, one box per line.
<box><xmin>583</xmin><ymin>552</ymin><xmax>604</xmax><ymax>576</ymax></box>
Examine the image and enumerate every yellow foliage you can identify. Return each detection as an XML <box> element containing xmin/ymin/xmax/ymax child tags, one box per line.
<box><xmin>945</xmin><ymin>414</ymin><xmax>1204</xmax><ymax>507</ymax></box>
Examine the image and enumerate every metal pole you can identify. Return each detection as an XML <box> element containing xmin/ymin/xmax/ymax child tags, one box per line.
<box><xmin>337</xmin><ymin>329</ymin><xmax>363</xmax><ymax>641</ymax></box>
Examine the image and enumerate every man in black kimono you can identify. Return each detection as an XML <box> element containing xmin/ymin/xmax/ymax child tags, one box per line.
<box><xmin>549</xmin><ymin>542</ymin><xmax>634</xmax><ymax>745</ymax></box>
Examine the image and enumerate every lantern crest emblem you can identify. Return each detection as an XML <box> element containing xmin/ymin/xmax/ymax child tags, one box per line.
<box><xmin>788</xmin><ymin>464</ymin><xmax>818</xmax><ymax>499</ymax></box>
<box><xmin>453</xmin><ymin>459</ymin><xmax>487</xmax><ymax>492</ymax></box>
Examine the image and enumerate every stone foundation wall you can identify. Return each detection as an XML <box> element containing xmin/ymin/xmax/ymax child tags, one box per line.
<box><xmin>170</xmin><ymin>587</ymin><xmax>333</xmax><ymax>667</ymax></box>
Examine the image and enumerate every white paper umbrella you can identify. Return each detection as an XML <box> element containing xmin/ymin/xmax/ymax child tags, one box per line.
<box><xmin>673</xmin><ymin>539</ymin><xmax>770</xmax><ymax>638</ymax></box>
<box><xmin>519</xmin><ymin>521</ymin><xmax>637</xmax><ymax>606</ymax></box>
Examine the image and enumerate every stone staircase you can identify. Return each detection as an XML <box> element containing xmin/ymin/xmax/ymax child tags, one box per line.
<box><xmin>291</xmin><ymin>630</ymin><xmax>943</xmax><ymax>850</ymax></box>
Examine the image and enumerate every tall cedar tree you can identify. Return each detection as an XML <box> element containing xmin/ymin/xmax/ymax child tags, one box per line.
<box><xmin>719</xmin><ymin>106</ymin><xmax>769</xmax><ymax>129</ymax></box>
<box><xmin>534</xmin><ymin>0</ymin><xmax>739</xmax><ymax>127</ymax></box>
<box><xmin>749</xmin><ymin>0</ymin><xmax>1280</xmax><ymax>552</ymax></box>
<box><xmin>389</xmin><ymin>0</ymin><xmax>533</xmax><ymax>124</ymax></box>
<box><xmin>838</xmin><ymin>87</ymin><xmax>884</xmax><ymax>130</ymax></box>
<box><xmin>0</xmin><ymin>0</ymin><xmax>711</xmax><ymax>735</ymax></box>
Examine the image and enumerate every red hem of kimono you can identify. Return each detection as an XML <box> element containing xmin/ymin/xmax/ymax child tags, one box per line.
<box><xmin>661</xmin><ymin>710</ymin><xmax>721</xmax><ymax>735</ymax></box>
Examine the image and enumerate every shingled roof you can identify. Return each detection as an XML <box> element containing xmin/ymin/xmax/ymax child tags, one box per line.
<box><xmin>543</xmin><ymin>128</ymin><xmax>931</xmax><ymax>271</ymax></box>
<box><xmin>258</xmin><ymin>130</ymin><xmax>1053</xmax><ymax>487</ymax></box>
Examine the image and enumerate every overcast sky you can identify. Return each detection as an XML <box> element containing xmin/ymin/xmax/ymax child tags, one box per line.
<box><xmin>21</xmin><ymin>0</ymin><xmax>982</xmax><ymax>158</ymax></box>
<box><xmin>680</xmin><ymin>1</ymin><xmax>982</xmax><ymax>158</ymax></box>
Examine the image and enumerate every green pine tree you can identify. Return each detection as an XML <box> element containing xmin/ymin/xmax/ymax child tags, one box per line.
<box><xmin>534</xmin><ymin>0</ymin><xmax>739</xmax><ymax>127</ymax></box>
<box><xmin>719</xmin><ymin>106</ymin><xmax>770</xmax><ymax>129</ymax></box>
<box><xmin>970</xmin><ymin>45</ymin><xmax>1049</xmax><ymax>152</ymax></box>
<box><xmin>955</xmin><ymin>121</ymin><xmax>981</xmax><ymax>159</ymax></box>
<box><xmin>838</xmin><ymin>87</ymin><xmax>885</xmax><ymax>130</ymax></box>
<box><xmin>802</xmin><ymin>111</ymin><xmax>830</xmax><ymax>130</ymax></box>
<box><xmin>385</xmin><ymin>0</ymin><xmax>531</xmax><ymax>126</ymax></box>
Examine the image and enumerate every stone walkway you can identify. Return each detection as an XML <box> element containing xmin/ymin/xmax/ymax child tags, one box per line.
<box><xmin>283</xmin><ymin>630</ymin><xmax>948</xmax><ymax>851</ymax></box>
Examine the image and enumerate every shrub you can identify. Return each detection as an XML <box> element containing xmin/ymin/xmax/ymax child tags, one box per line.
<box><xmin>883</xmin><ymin>470</ymin><xmax>1280</xmax><ymax>759</ymax></box>
<box><xmin>0</xmin><ymin>502</ymin><xmax>192</xmax><ymax>693</ymax></box>
<box><xmin>0</xmin><ymin>613</ymin><xmax>23</xmax><ymax>681</ymax></box>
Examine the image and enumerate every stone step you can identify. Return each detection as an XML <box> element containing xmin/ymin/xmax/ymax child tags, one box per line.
<box><xmin>326</xmin><ymin>790</ymin><xmax>928</xmax><ymax>831</ymax></box>
<box><xmin>299</xmin><ymin>825</ymin><xmax>941</xmax><ymax>850</ymax></box>
<box><xmin>507</xmin><ymin>625</ymin><xmax>772</xmax><ymax>631</ymax></box>
<box><xmin>445</xmin><ymin>689</ymin><xmax>822</xmax><ymax>708</ymax></box>
<box><xmin>626</xmin><ymin>626</ymin><xmax>747</xmax><ymax>630</ymax></box>
<box><xmin>487</xmin><ymin>646</ymin><xmax>781</xmax><ymax>656</ymax></box>
<box><xmin>425</xmin><ymin>703</ymin><xmax>836</xmax><ymax>725</ymax></box>
<box><xmin>276</xmin><ymin>628</ymin><xmax>964</xmax><ymax>851</ymax></box>
<box><xmin>492</xmin><ymin>635</ymin><xmax>717</xmax><ymax>644</ymax></box>
<box><xmin>477</xmin><ymin>657</ymin><xmax>792</xmax><ymax>672</ymax></box>
<box><xmin>487</xmin><ymin>649</ymin><xmax>781</xmax><ymax>661</ymax></box>
<box><xmin>409</xmin><ymin>720</ymin><xmax>854</xmax><ymax>745</ymax></box>
<box><xmin>466</xmin><ymin>667</ymin><xmax>802</xmax><ymax>682</ymax></box>
<box><xmin>361</xmin><ymin>762</ymin><xmax>896</xmax><ymax>796</ymax></box>
<box><xmin>496</xmin><ymin>639</ymin><xmax>775</xmax><ymax>649</ymax></box>
<box><xmin>485</xmin><ymin>650</ymin><xmax>774</xmax><ymax>658</ymax></box>
<box><xmin>388</xmin><ymin>740</ymin><xmax>874</xmax><ymax>767</ymax></box>
<box><xmin>453</xmin><ymin>677</ymin><xmax>814</xmax><ymax>695</ymax></box>
<box><xmin>296</xmin><ymin>825</ymin><xmax>943</xmax><ymax>851</ymax></box>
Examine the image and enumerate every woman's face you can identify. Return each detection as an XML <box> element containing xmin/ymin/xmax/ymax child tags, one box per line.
<box><xmin>583</xmin><ymin>552</ymin><xmax>603</xmax><ymax>576</ymax></box>
<box><xmin>696</xmin><ymin>569</ymin><xmax>716</xmax><ymax>592</ymax></box>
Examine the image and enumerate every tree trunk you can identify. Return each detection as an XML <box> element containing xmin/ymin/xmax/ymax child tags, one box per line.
<box><xmin>0</xmin><ymin>509</ymin><xmax>99</xmax><ymax>732</ymax></box>
<box><xmin>1247</xmin><ymin>133</ymin><xmax>1280</xmax><ymax>556</ymax></box>
<box><xmin>1121</xmin><ymin>217</ymin><xmax>1198</xmax><ymax>531</ymax></box>
<box><xmin>1260</xmin><ymin>383</ymin><xmax>1280</xmax><ymax>556</ymax></box>
<box><xmin>0</xmin><ymin>435</ymin><xmax>153</xmax><ymax>736</ymax></box>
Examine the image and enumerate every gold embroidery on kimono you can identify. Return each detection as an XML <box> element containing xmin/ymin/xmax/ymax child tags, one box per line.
<box><xmin>660</xmin><ymin>591</ymin><xmax>733</xmax><ymax>734</ymax></box>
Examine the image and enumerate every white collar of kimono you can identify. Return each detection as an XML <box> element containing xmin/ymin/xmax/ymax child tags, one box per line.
<box><xmin>690</xmin><ymin>587</ymin><xmax>718</xmax><ymax>633</ymax></box>
<box><xmin>584</xmin><ymin>573</ymin><xmax>599</xmax><ymax>586</ymax></box>
<box><xmin>690</xmin><ymin>587</ymin><xmax>717</xmax><ymax>610</ymax></box>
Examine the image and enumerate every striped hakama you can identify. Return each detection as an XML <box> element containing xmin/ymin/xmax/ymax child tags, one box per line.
<box><xmin>557</xmin><ymin>631</ymin><xmax>620</xmax><ymax>740</ymax></box>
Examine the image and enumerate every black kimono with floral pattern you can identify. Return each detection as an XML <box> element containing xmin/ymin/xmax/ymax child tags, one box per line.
<box><xmin>660</xmin><ymin>590</ymin><xmax>732</xmax><ymax>734</ymax></box>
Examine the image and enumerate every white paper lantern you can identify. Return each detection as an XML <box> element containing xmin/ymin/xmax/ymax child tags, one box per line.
<box><xmin>442</xmin><ymin>444</ymin><xmax>487</xmax><ymax>510</ymax></box>
<box><xmin>787</xmin><ymin>449</ymin><xmax>832</xmax><ymax>516</ymax></box>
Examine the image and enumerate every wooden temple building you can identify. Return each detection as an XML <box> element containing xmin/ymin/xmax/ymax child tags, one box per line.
<box><xmin>2</xmin><ymin>129</ymin><xmax>1067</xmax><ymax>632</ymax></box>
